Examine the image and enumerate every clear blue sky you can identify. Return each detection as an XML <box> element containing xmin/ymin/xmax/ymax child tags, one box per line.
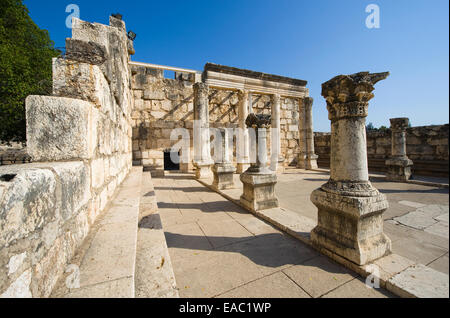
<box><xmin>24</xmin><ymin>0</ymin><xmax>449</xmax><ymax>132</ymax></box>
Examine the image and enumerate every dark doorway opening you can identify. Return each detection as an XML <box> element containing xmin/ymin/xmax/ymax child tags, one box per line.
<box><xmin>164</xmin><ymin>150</ymin><xmax>180</xmax><ymax>171</ymax></box>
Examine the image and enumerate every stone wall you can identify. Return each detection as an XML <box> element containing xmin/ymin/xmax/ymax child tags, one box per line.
<box><xmin>0</xmin><ymin>16</ymin><xmax>134</xmax><ymax>297</ymax></box>
<box><xmin>131</xmin><ymin>66</ymin><xmax>194</xmax><ymax>174</ymax></box>
<box><xmin>315</xmin><ymin>124</ymin><xmax>449</xmax><ymax>177</ymax></box>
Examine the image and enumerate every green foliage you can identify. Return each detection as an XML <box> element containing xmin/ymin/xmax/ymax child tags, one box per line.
<box><xmin>366</xmin><ymin>122</ymin><xmax>375</xmax><ymax>131</ymax></box>
<box><xmin>0</xmin><ymin>0</ymin><xmax>60</xmax><ymax>144</ymax></box>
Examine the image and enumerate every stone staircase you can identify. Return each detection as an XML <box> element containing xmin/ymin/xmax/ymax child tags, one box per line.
<box><xmin>51</xmin><ymin>167</ymin><xmax>178</xmax><ymax>298</ymax></box>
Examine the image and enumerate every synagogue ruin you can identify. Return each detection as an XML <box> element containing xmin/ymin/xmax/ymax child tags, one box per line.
<box><xmin>0</xmin><ymin>15</ymin><xmax>448</xmax><ymax>298</ymax></box>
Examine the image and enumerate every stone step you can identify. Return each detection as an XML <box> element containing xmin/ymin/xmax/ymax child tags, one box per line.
<box><xmin>52</xmin><ymin>167</ymin><xmax>143</xmax><ymax>297</ymax></box>
<box><xmin>134</xmin><ymin>171</ymin><xmax>179</xmax><ymax>297</ymax></box>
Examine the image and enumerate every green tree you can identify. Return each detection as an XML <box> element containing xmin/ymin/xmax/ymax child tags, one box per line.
<box><xmin>0</xmin><ymin>0</ymin><xmax>60</xmax><ymax>144</ymax></box>
<box><xmin>366</xmin><ymin>122</ymin><xmax>375</xmax><ymax>131</ymax></box>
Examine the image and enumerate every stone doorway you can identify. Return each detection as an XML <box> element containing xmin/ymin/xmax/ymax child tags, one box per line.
<box><xmin>164</xmin><ymin>149</ymin><xmax>180</xmax><ymax>171</ymax></box>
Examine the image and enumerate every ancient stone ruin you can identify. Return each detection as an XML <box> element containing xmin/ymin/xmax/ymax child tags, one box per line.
<box><xmin>311</xmin><ymin>72</ymin><xmax>392</xmax><ymax>265</ymax></box>
<box><xmin>0</xmin><ymin>14</ymin><xmax>448</xmax><ymax>298</ymax></box>
<box><xmin>385</xmin><ymin>117</ymin><xmax>413</xmax><ymax>181</ymax></box>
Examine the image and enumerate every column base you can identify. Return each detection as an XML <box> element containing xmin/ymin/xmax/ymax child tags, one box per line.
<box><xmin>276</xmin><ymin>157</ymin><xmax>285</xmax><ymax>174</ymax></box>
<box><xmin>180</xmin><ymin>161</ymin><xmax>194</xmax><ymax>173</ymax></box>
<box><xmin>385</xmin><ymin>157</ymin><xmax>413</xmax><ymax>181</ymax></box>
<box><xmin>240</xmin><ymin>172</ymin><xmax>279</xmax><ymax>212</ymax></box>
<box><xmin>297</xmin><ymin>154</ymin><xmax>318</xmax><ymax>170</ymax></box>
<box><xmin>212</xmin><ymin>163</ymin><xmax>236</xmax><ymax>190</ymax></box>
<box><xmin>193</xmin><ymin>160</ymin><xmax>213</xmax><ymax>179</ymax></box>
<box><xmin>310</xmin><ymin>187</ymin><xmax>392</xmax><ymax>265</ymax></box>
<box><xmin>236</xmin><ymin>163</ymin><xmax>250</xmax><ymax>174</ymax></box>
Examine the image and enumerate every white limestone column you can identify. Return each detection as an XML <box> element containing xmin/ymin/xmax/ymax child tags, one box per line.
<box><xmin>236</xmin><ymin>89</ymin><xmax>250</xmax><ymax>173</ymax></box>
<box><xmin>297</xmin><ymin>97</ymin><xmax>318</xmax><ymax>169</ymax></box>
<box><xmin>310</xmin><ymin>71</ymin><xmax>392</xmax><ymax>265</ymax></box>
<box><xmin>270</xmin><ymin>93</ymin><xmax>284</xmax><ymax>173</ymax></box>
<box><xmin>193</xmin><ymin>82</ymin><xmax>213</xmax><ymax>179</ymax></box>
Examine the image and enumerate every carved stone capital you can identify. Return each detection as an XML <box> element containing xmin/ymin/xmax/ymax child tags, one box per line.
<box><xmin>322</xmin><ymin>71</ymin><xmax>389</xmax><ymax>121</ymax></box>
<box><xmin>193</xmin><ymin>82</ymin><xmax>209</xmax><ymax>95</ymax></box>
<box><xmin>390</xmin><ymin>117</ymin><xmax>409</xmax><ymax>132</ymax></box>
<box><xmin>326</xmin><ymin>101</ymin><xmax>369</xmax><ymax>121</ymax></box>
<box><xmin>271</xmin><ymin>93</ymin><xmax>281</xmax><ymax>104</ymax></box>
<box><xmin>302</xmin><ymin>97</ymin><xmax>313</xmax><ymax>111</ymax></box>
<box><xmin>245</xmin><ymin>113</ymin><xmax>271</xmax><ymax>129</ymax></box>
<box><xmin>237</xmin><ymin>89</ymin><xmax>249</xmax><ymax>100</ymax></box>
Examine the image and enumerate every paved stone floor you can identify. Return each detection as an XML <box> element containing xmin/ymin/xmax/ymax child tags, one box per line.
<box><xmin>153</xmin><ymin>173</ymin><xmax>395</xmax><ymax>298</ymax></box>
<box><xmin>276</xmin><ymin>168</ymin><xmax>449</xmax><ymax>275</ymax></box>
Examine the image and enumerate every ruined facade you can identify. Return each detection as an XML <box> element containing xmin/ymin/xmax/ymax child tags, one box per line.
<box><xmin>130</xmin><ymin>63</ymin><xmax>312</xmax><ymax>176</ymax></box>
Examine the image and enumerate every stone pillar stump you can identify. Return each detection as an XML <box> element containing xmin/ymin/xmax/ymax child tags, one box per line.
<box><xmin>311</xmin><ymin>72</ymin><xmax>392</xmax><ymax>265</ymax></box>
<box><xmin>385</xmin><ymin>117</ymin><xmax>413</xmax><ymax>181</ymax></box>
<box><xmin>240</xmin><ymin>114</ymin><xmax>279</xmax><ymax>211</ymax></box>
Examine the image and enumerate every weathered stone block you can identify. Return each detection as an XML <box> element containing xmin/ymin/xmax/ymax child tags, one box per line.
<box><xmin>143</xmin><ymin>89</ymin><xmax>165</xmax><ymax>100</ymax></box>
<box><xmin>212</xmin><ymin>163</ymin><xmax>236</xmax><ymax>190</ymax></box>
<box><xmin>310</xmin><ymin>188</ymin><xmax>391</xmax><ymax>265</ymax></box>
<box><xmin>0</xmin><ymin>166</ymin><xmax>57</xmax><ymax>247</ymax></box>
<box><xmin>26</xmin><ymin>96</ymin><xmax>96</xmax><ymax>161</ymax></box>
<box><xmin>240</xmin><ymin>172</ymin><xmax>279</xmax><ymax>211</ymax></box>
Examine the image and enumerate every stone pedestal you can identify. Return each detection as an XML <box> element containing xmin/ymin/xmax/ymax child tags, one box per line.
<box><xmin>297</xmin><ymin>97</ymin><xmax>318</xmax><ymax>169</ymax></box>
<box><xmin>386</xmin><ymin>118</ymin><xmax>413</xmax><ymax>181</ymax></box>
<box><xmin>240</xmin><ymin>173</ymin><xmax>278</xmax><ymax>211</ymax></box>
<box><xmin>193</xmin><ymin>82</ymin><xmax>213</xmax><ymax>179</ymax></box>
<box><xmin>213</xmin><ymin>164</ymin><xmax>236</xmax><ymax>190</ymax></box>
<box><xmin>240</xmin><ymin>114</ymin><xmax>279</xmax><ymax>212</ymax></box>
<box><xmin>311</xmin><ymin>72</ymin><xmax>392</xmax><ymax>265</ymax></box>
<box><xmin>386</xmin><ymin>158</ymin><xmax>413</xmax><ymax>181</ymax></box>
<box><xmin>194</xmin><ymin>161</ymin><xmax>213</xmax><ymax>179</ymax></box>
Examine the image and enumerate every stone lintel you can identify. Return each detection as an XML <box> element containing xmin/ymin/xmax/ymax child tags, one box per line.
<box><xmin>204</xmin><ymin>63</ymin><xmax>307</xmax><ymax>87</ymax></box>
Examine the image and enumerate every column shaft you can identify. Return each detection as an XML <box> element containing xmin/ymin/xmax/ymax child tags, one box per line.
<box><xmin>237</xmin><ymin>90</ymin><xmax>250</xmax><ymax>173</ymax></box>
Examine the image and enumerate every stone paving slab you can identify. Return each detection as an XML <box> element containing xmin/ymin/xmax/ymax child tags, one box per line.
<box><xmin>321</xmin><ymin>277</ymin><xmax>395</xmax><ymax>298</ymax></box>
<box><xmin>216</xmin><ymin>272</ymin><xmax>311</xmax><ymax>298</ymax></box>
<box><xmin>387</xmin><ymin>264</ymin><xmax>449</xmax><ymax>298</ymax></box>
<box><xmin>427</xmin><ymin>253</ymin><xmax>449</xmax><ymax>275</ymax></box>
<box><xmin>283</xmin><ymin>255</ymin><xmax>357</xmax><ymax>298</ymax></box>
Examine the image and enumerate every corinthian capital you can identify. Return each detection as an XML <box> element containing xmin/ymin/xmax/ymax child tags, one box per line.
<box><xmin>390</xmin><ymin>117</ymin><xmax>409</xmax><ymax>132</ymax></box>
<box><xmin>321</xmin><ymin>71</ymin><xmax>389</xmax><ymax>120</ymax></box>
<box><xmin>245</xmin><ymin>113</ymin><xmax>271</xmax><ymax>129</ymax></box>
